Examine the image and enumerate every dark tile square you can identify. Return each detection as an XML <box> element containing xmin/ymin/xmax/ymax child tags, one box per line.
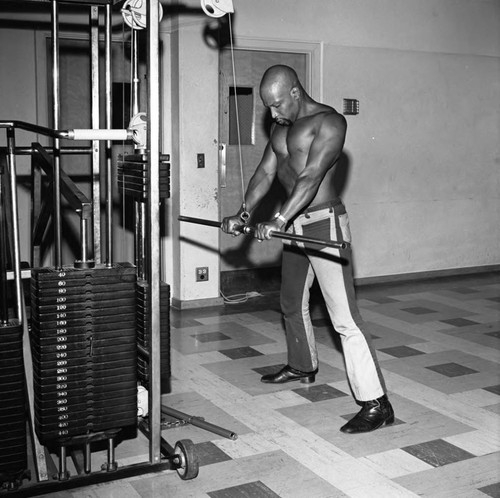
<box><xmin>367</xmin><ymin>296</ymin><xmax>401</xmax><ymax>304</ymax></box>
<box><xmin>425</xmin><ymin>362</ymin><xmax>479</xmax><ymax>377</ymax></box>
<box><xmin>379</xmin><ymin>345</ymin><xmax>425</xmax><ymax>358</ymax></box>
<box><xmin>292</xmin><ymin>384</ymin><xmax>348</xmax><ymax>402</ymax></box>
<box><xmin>402</xmin><ymin>439</ymin><xmax>475</xmax><ymax>467</ymax></box>
<box><xmin>219</xmin><ymin>346</ymin><xmax>263</xmax><ymax>360</ymax></box>
<box><xmin>192</xmin><ymin>332</ymin><xmax>232</xmax><ymax>343</ymax></box>
<box><xmin>486</xmin><ymin>330</ymin><xmax>500</xmax><ymax>339</ymax></box>
<box><xmin>450</xmin><ymin>287</ymin><xmax>478</xmax><ymax>294</ymax></box>
<box><xmin>440</xmin><ymin>318</ymin><xmax>480</xmax><ymax>327</ymax></box>
<box><xmin>402</xmin><ymin>306</ymin><xmax>437</xmax><ymax>315</ymax></box>
<box><xmin>483</xmin><ymin>384</ymin><xmax>500</xmax><ymax>396</ymax></box>
<box><xmin>253</xmin><ymin>364</ymin><xmax>285</xmax><ymax>377</ymax></box>
<box><xmin>208</xmin><ymin>481</ymin><xmax>281</xmax><ymax>498</ymax></box>
<box><xmin>171</xmin><ymin>317</ymin><xmax>205</xmax><ymax>328</ymax></box>
<box><xmin>195</xmin><ymin>441</ymin><xmax>232</xmax><ymax>467</ymax></box>
<box><xmin>478</xmin><ymin>482</ymin><xmax>500</xmax><ymax>498</ymax></box>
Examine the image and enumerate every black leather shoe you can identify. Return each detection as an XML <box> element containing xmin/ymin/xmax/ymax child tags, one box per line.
<box><xmin>261</xmin><ymin>365</ymin><xmax>317</xmax><ymax>384</ymax></box>
<box><xmin>340</xmin><ymin>394</ymin><xmax>394</xmax><ymax>434</ymax></box>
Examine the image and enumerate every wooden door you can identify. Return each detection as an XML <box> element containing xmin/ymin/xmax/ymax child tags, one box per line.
<box><xmin>218</xmin><ymin>49</ymin><xmax>307</xmax><ymax>274</ymax></box>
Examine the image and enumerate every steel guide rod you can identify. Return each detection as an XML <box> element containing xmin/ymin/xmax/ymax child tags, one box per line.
<box><xmin>105</xmin><ymin>3</ymin><xmax>113</xmax><ymax>267</ymax></box>
<box><xmin>178</xmin><ymin>215</ymin><xmax>349</xmax><ymax>250</ymax></box>
<box><xmin>90</xmin><ymin>5</ymin><xmax>101</xmax><ymax>264</ymax></box>
<box><xmin>146</xmin><ymin>0</ymin><xmax>162</xmax><ymax>465</ymax></box>
<box><xmin>5</xmin><ymin>129</ymin><xmax>24</xmax><ymax>324</ymax></box>
<box><xmin>51</xmin><ymin>0</ymin><xmax>62</xmax><ymax>268</ymax></box>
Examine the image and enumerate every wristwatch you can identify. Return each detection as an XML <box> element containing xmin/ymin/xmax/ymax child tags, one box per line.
<box><xmin>273</xmin><ymin>212</ymin><xmax>287</xmax><ymax>225</ymax></box>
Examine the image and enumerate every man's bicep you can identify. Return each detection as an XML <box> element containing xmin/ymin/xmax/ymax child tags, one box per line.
<box><xmin>258</xmin><ymin>141</ymin><xmax>278</xmax><ymax>175</ymax></box>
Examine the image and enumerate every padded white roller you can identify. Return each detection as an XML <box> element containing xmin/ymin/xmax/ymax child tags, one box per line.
<box><xmin>69</xmin><ymin>129</ymin><xmax>131</xmax><ymax>141</ymax></box>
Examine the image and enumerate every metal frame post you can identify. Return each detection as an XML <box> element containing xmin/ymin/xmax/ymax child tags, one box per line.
<box><xmin>146</xmin><ymin>0</ymin><xmax>162</xmax><ymax>465</ymax></box>
<box><xmin>51</xmin><ymin>0</ymin><xmax>62</xmax><ymax>268</ymax></box>
<box><xmin>90</xmin><ymin>5</ymin><xmax>101</xmax><ymax>264</ymax></box>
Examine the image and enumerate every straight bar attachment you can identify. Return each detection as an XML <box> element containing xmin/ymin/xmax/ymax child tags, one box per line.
<box><xmin>178</xmin><ymin>215</ymin><xmax>349</xmax><ymax>250</ymax></box>
<box><xmin>161</xmin><ymin>405</ymin><xmax>238</xmax><ymax>441</ymax></box>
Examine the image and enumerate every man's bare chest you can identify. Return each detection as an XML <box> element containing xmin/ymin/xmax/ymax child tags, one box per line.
<box><xmin>272</xmin><ymin>124</ymin><xmax>314</xmax><ymax>161</ymax></box>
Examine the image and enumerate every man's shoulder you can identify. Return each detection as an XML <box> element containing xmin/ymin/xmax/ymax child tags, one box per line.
<box><xmin>310</xmin><ymin>107</ymin><xmax>346</xmax><ymax>135</ymax></box>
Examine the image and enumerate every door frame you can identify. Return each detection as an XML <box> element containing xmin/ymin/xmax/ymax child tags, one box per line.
<box><xmin>227</xmin><ymin>37</ymin><xmax>323</xmax><ymax>101</ymax></box>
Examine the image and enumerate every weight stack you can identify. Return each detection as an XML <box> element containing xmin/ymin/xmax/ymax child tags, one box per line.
<box><xmin>0</xmin><ymin>320</ymin><xmax>29</xmax><ymax>488</ymax></box>
<box><xmin>117</xmin><ymin>153</ymin><xmax>170</xmax><ymax>200</ymax></box>
<box><xmin>136</xmin><ymin>280</ymin><xmax>170</xmax><ymax>393</ymax></box>
<box><xmin>29</xmin><ymin>263</ymin><xmax>138</xmax><ymax>445</ymax></box>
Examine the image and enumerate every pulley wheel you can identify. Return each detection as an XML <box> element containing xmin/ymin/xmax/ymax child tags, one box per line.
<box><xmin>174</xmin><ymin>439</ymin><xmax>199</xmax><ymax>480</ymax></box>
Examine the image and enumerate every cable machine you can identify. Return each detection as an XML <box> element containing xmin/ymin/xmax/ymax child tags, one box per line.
<box><xmin>0</xmin><ymin>0</ymin><xmax>236</xmax><ymax>494</ymax></box>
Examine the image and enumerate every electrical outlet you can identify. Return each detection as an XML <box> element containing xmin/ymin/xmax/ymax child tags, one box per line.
<box><xmin>197</xmin><ymin>153</ymin><xmax>205</xmax><ymax>168</ymax></box>
<box><xmin>196</xmin><ymin>266</ymin><xmax>209</xmax><ymax>282</ymax></box>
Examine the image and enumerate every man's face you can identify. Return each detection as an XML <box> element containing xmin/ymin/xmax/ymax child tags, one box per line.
<box><xmin>260</xmin><ymin>82</ymin><xmax>298</xmax><ymax>126</ymax></box>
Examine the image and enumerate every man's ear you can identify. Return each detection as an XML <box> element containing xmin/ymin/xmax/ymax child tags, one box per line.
<box><xmin>290</xmin><ymin>86</ymin><xmax>300</xmax><ymax>100</ymax></box>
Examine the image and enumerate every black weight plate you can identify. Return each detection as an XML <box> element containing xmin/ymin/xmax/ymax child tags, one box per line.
<box><xmin>32</xmin><ymin>353</ymin><xmax>136</xmax><ymax>372</ymax></box>
<box><xmin>33</xmin><ymin>371</ymin><xmax>136</xmax><ymax>389</ymax></box>
<box><xmin>35</xmin><ymin>384</ymin><xmax>137</xmax><ymax>403</ymax></box>
<box><xmin>0</xmin><ymin>371</ymin><xmax>25</xmax><ymax>384</ymax></box>
<box><xmin>0</xmin><ymin>427</ymin><xmax>27</xmax><ymax>442</ymax></box>
<box><xmin>33</xmin><ymin>364</ymin><xmax>136</xmax><ymax>383</ymax></box>
<box><xmin>31</xmin><ymin>304</ymin><xmax>137</xmax><ymax>322</ymax></box>
<box><xmin>35</xmin><ymin>410</ymin><xmax>136</xmax><ymax>428</ymax></box>
<box><xmin>32</xmin><ymin>356</ymin><xmax>136</xmax><ymax>375</ymax></box>
<box><xmin>35</xmin><ymin>389</ymin><xmax>137</xmax><ymax>408</ymax></box>
<box><xmin>0</xmin><ymin>356</ymin><xmax>26</xmax><ymax>369</ymax></box>
<box><xmin>0</xmin><ymin>390</ymin><xmax>25</xmax><ymax>404</ymax></box>
<box><xmin>35</xmin><ymin>418</ymin><xmax>136</xmax><ymax>438</ymax></box>
<box><xmin>0</xmin><ymin>385</ymin><xmax>24</xmax><ymax>401</ymax></box>
<box><xmin>0</xmin><ymin>337</ymin><xmax>23</xmax><ymax>350</ymax></box>
<box><xmin>31</xmin><ymin>338</ymin><xmax>136</xmax><ymax>355</ymax></box>
<box><xmin>31</xmin><ymin>263</ymin><xmax>135</xmax><ymax>281</ymax></box>
<box><xmin>34</xmin><ymin>374</ymin><xmax>137</xmax><ymax>394</ymax></box>
<box><xmin>35</xmin><ymin>406</ymin><xmax>136</xmax><ymax>426</ymax></box>
<box><xmin>0</xmin><ymin>410</ymin><xmax>26</xmax><ymax>426</ymax></box>
<box><xmin>31</xmin><ymin>281</ymin><xmax>136</xmax><ymax>298</ymax></box>
<box><xmin>35</xmin><ymin>399</ymin><xmax>136</xmax><ymax>418</ymax></box>
<box><xmin>31</xmin><ymin>313</ymin><xmax>136</xmax><ymax>330</ymax></box>
<box><xmin>34</xmin><ymin>408</ymin><xmax>136</xmax><ymax>426</ymax></box>
<box><xmin>0</xmin><ymin>426</ymin><xmax>27</xmax><ymax>439</ymax></box>
<box><xmin>0</xmin><ymin>418</ymin><xmax>28</xmax><ymax>433</ymax></box>
<box><xmin>0</xmin><ymin>452</ymin><xmax>27</xmax><ymax>466</ymax></box>
<box><xmin>30</xmin><ymin>289</ymin><xmax>137</xmax><ymax>307</ymax></box>
<box><xmin>30</xmin><ymin>345</ymin><xmax>135</xmax><ymax>362</ymax></box>
<box><xmin>0</xmin><ymin>349</ymin><xmax>23</xmax><ymax>361</ymax></box>
<box><xmin>30</xmin><ymin>331</ymin><xmax>136</xmax><ymax>349</ymax></box>
<box><xmin>30</xmin><ymin>322</ymin><xmax>136</xmax><ymax>337</ymax></box>
<box><xmin>32</xmin><ymin>296</ymin><xmax>136</xmax><ymax>314</ymax></box>
<box><xmin>33</xmin><ymin>365</ymin><xmax>137</xmax><ymax>388</ymax></box>
<box><xmin>0</xmin><ymin>438</ymin><xmax>27</xmax><ymax>450</ymax></box>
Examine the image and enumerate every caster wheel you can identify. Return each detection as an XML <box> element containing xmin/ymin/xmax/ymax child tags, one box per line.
<box><xmin>174</xmin><ymin>439</ymin><xmax>199</xmax><ymax>480</ymax></box>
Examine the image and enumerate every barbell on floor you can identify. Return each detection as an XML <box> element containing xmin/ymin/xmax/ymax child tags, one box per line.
<box><xmin>178</xmin><ymin>215</ymin><xmax>349</xmax><ymax>250</ymax></box>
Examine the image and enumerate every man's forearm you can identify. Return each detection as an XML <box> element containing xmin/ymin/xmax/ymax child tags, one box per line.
<box><xmin>278</xmin><ymin>176</ymin><xmax>321</xmax><ymax>222</ymax></box>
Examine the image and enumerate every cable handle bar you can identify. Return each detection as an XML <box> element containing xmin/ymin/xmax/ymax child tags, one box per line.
<box><xmin>178</xmin><ymin>215</ymin><xmax>349</xmax><ymax>250</ymax></box>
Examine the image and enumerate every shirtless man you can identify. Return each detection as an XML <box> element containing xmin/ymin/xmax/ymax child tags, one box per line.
<box><xmin>222</xmin><ymin>65</ymin><xmax>394</xmax><ymax>433</ymax></box>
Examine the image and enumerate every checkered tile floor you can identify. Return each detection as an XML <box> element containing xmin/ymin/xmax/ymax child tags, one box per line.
<box><xmin>49</xmin><ymin>273</ymin><xmax>500</xmax><ymax>497</ymax></box>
